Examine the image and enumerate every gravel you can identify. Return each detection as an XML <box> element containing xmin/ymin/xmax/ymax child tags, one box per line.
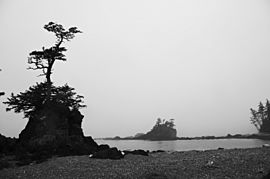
<box><xmin>0</xmin><ymin>147</ymin><xmax>270</xmax><ymax>179</ymax></box>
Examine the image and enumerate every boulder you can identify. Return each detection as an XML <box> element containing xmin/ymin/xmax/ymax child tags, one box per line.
<box><xmin>123</xmin><ymin>149</ymin><xmax>149</xmax><ymax>156</ymax></box>
<box><xmin>91</xmin><ymin>147</ymin><xmax>124</xmax><ymax>160</ymax></box>
<box><xmin>151</xmin><ymin>150</ymin><xmax>165</xmax><ymax>153</ymax></box>
<box><xmin>97</xmin><ymin>144</ymin><xmax>110</xmax><ymax>151</ymax></box>
<box><xmin>262</xmin><ymin>144</ymin><xmax>270</xmax><ymax>148</ymax></box>
<box><xmin>16</xmin><ymin>103</ymin><xmax>98</xmax><ymax>159</ymax></box>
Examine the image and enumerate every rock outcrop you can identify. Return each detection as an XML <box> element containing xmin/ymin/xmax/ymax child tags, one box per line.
<box><xmin>17</xmin><ymin>103</ymin><xmax>98</xmax><ymax>157</ymax></box>
<box><xmin>0</xmin><ymin>134</ymin><xmax>17</xmax><ymax>155</ymax></box>
<box><xmin>135</xmin><ymin>119</ymin><xmax>177</xmax><ymax>140</ymax></box>
<box><xmin>137</xmin><ymin>125</ymin><xmax>177</xmax><ymax>140</ymax></box>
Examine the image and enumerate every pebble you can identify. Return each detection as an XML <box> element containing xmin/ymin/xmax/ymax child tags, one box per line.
<box><xmin>262</xmin><ymin>144</ymin><xmax>270</xmax><ymax>148</ymax></box>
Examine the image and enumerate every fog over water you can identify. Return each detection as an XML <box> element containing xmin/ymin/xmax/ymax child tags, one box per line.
<box><xmin>1</xmin><ymin>0</ymin><xmax>270</xmax><ymax>138</ymax></box>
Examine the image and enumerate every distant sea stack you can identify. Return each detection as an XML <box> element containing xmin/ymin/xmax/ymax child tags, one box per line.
<box><xmin>136</xmin><ymin>118</ymin><xmax>177</xmax><ymax>140</ymax></box>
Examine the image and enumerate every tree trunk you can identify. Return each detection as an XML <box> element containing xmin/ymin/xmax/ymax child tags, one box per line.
<box><xmin>45</xmin><ymin>59</ymin><xmax>54</xmax><ymax>103</ymax></box>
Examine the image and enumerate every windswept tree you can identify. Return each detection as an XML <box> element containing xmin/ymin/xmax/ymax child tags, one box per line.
<box><xmin>250</xmin><ymin>100</ymin><xmax>270</xmax><ymax>133</ymax></box>
<box><xmin>28</xmin><ymin>22</ymin><xmax>82</xmax><ymax>101</ymax></box>
<box><xmin>167</xmin><ymin>119</ymin><xmax>175</xmax><ymax>128</ymax></box>
<box><xmin>4</xmin><ymin>22</ymin><xmax>85</xmax><ymax>117</ymax></box>
<box><xmin>2</xmin><ymin>23</ymin><xmax>97</xmax><ymax>158</ymax></box>
<box><xmin>4</xmin><ymin>82</ymin><xmax>86</xmax><ymax>118</ymax></box>
<box><xmin>155</xmin><ymin>118</ymin><xmax>162</xmax><ymax>126</ymax></box>
<box><xmin>153</xmin><ymin>118</ymin><xmax>175</xmax><ymax>129</ymax></box>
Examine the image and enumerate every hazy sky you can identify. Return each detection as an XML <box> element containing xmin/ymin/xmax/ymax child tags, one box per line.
<box><xmin>1</xmin><ymin>0</ymin><xmax>270</xmax><ymax>138</ymax></box>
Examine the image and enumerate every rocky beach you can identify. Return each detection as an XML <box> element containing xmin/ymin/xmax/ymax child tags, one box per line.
<box><xmin>1</xmin><ymin>5</ymin><xmax>270</xmax><ymax>178</ymax></box>
<box><xmin>1</xmin><ymin>147</ymin><xmax>270</xmax><ymax>179</ymax></box>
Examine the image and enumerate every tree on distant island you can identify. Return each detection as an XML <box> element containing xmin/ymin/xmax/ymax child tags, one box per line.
<box><xmin>136</xmin><ymin>118</ymin><xmax>177</xmax><ymax>140</ymax></box>
<box><xmin>250</xmin><ymin>100</ymin><xmax>270</xmax><ymax>133</ymax></box>
<box><xmin>154</xmin><ymin>118</ymin><xmax>175</xmax><ymax>129</ymax></box>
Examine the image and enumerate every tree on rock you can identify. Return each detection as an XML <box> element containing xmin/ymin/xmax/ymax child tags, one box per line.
<box><xmin>28</xmin><ymin>22</ymin><xmax>82</xmax><ymax>101</ymax></box>
<box><xmin>4</xmin><ymin>22</ymin><xmax>84</xmax><ymax>116</ymax></box>
<box><xmin>4</xmin><ymin>82</ymin><xmax>86</xmax><ymax>118</ymax></box>
<box><xmin>2</xmin><ymin>23</ymin><xmax>97</xmax><ymax>157</ymax></box>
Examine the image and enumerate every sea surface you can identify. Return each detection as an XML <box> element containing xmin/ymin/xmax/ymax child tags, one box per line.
<box><xmin>95</xmin><ymin>139</ymin><xmax>270</xmax><ymax>151</ymax></box>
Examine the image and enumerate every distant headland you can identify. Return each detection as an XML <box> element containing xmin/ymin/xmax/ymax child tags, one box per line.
<box><xmin>99</xmin><ymin>133</ymin><xmax>270</xmax><ymax>141</ymax></box>
<box><xmin>98</xmin><ymin>118</ymin><xmax>270</xmax><ymax>141</ymax></box>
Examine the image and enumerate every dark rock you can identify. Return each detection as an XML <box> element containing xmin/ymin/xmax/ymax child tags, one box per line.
<box><xmin>123</xmin><ymin>149</ymin><xmax>149</xmax><ymax>156</ymax></box>
<box><xmin>68</xmin><ymin>109</ymin><xmax>84</xmax><ymax>136</ymax></box>
<box><xmin>0</xmin><ymin>159</ymin><xmax>10</xmax><ymax>170</ymax></box>
<box><xmin>15</xmin><ymin>103</ymin><xmax>98</xmax><ymax>161</ymax></box>
<box><xmin>98</xmin><ymin>144</ymin><xmax>110</xmax><ymax>151</ymax></box>
<box><xmin>83</xmin><ymin>136</ymin><xmax>99</xmax><ymax>153</ymax></box>
<box><xmin>135</xmin><ymin>120</ymin><xmax>177</xmax><ymax>140</ymax></box>
<box><xmin>16</xmin><ymin>159</ymin><xmax>32</xmax><ymax>166</ymax></box>
<box><xmin>30</xmin><ymin>151</ymin><xmax>50</xmax><ymax>164</ymax></box>
<box><xmin>134</xmin><ymin>133</ymin><xmax>145</xmax><ymax>138</ymax></box>
<box><xmin>91</xmin><ymin>147</ymin><xmax>124</xmax><ymax>159</ymax></box>
<box><xmin>18</xmin><ymin>103</ymin><xmax>70</xmax><ymax>142</ymax></box>
<box><xmin>262</xmin><ymin>170</ymin><xmax>270</xmax><ymax>179</ymax></box>
<box><xmin>151</xmin><ymin>150</ymin><xmax>165</xmax><ymax>153</ymax></box>
<box><xmin>262</xmin><ymin>144</ymin><xmax>270</xmax><ymax>148</ymax></box>
<box><xmin>0</xmin><ymin>134</ymin><xmax>17</xmax><ymax>155</ymax></box>
<box><xmin>113</xmin><ymin>136</ymin><xmax>121</xmax><ymax>140</ymax></box>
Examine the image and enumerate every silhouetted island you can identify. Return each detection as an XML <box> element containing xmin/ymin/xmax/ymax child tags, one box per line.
<box><xmin>135</xmin><ymin>118</ymin><xmax>177</xmax><ymax>140</ymax></box>
<box><xmin>100</xmin><ymin>118</ymin><xmax>177</xmax><ymax>140</ymax></box>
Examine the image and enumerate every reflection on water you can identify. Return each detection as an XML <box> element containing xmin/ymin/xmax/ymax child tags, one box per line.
<box><xmin>96</xmin><ymin>139</ymin><xmax>270</xmax><ymax>151</ymax></box>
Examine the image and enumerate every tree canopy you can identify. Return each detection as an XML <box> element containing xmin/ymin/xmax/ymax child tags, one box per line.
<box><xmin>250</xmin><ymin>100</ymin><xmax>270</xmax><ymax>133</ymax></box>
<box><xmin>4</xmin><ymin>82</ymin><xmax>86</xmax><ymax>118</ymax></box>
<box><xmin>153</xmin><ymin>118</ymin><xmax>175</xmax><ymax>129</ymax></box>
<box><xmin>28</xmin><ymin>22</ymin><xmax>82</xmax><ymax>84</ymax></box>
<box><xmin>3</xmin><ymin>22</ymin><xmax>85</xmax><ymax>118</ymax></box>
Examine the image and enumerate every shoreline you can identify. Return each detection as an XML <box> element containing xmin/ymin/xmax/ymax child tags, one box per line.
<box><xmin>1</xmin><ymin>147</ymin><xmax>270</xmax><ymax>178</ymax></box>
<box><xmin>96</xmin><ymin>133</ymin><xmax>270</xmax><ymax>141</ymax></box>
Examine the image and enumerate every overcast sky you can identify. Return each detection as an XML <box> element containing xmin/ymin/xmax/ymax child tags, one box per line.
<box><xmin>1</xmin><ymin>0</ymin><xmax>270</xmax><ymax>138</ymax></box>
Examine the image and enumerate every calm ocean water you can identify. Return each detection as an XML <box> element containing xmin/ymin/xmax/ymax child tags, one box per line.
<box><xmin>96</xmin><ymin>139</ymin><xmax>270</xmax><ymax>151</ymax></box>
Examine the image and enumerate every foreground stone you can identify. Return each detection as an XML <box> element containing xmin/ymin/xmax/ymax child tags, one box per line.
<box><xmin>123</xmin><ymin>149</ymin><xmax>149</xmax><ymax>156</ymax></box>
<box><xmin>90</xmin><ymin>147</ymin><xmax>124</xmax><ymax>160</ymax></box>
